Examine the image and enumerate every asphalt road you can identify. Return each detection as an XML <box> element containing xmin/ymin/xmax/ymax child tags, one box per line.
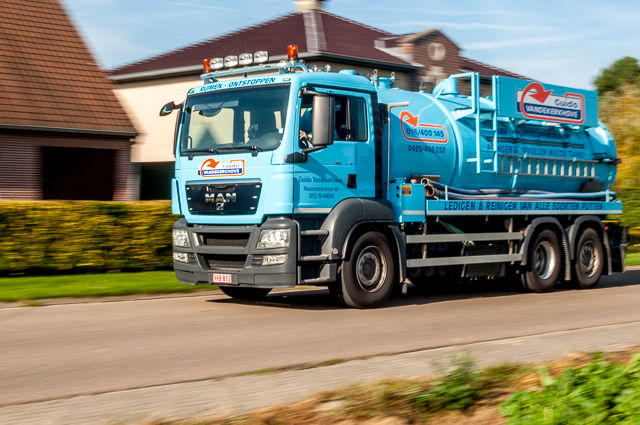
<box><xmin>2</xmin><ymin>270</ymin><xmax>640</xmax><ymax>410</ymax></box>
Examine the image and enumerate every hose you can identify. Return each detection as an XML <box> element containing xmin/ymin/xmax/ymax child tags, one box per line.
<box><xmin>421</xmin><ymin>179</ymin><xmax>615</xmax><ymax>201</ymax></box>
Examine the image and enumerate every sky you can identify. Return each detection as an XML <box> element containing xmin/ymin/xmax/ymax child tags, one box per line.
<box><xmin>63</xmin><ymin>0</ymin><xmax>640</xmax><ymax>90</ymax></box>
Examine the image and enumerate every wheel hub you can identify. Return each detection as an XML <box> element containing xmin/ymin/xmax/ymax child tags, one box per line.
<box><xmin>534</xmin><ymin>240</ymin><xmax>556</xmax><ymax>279</ymax></box>
<box><xmin>579</xmin><ymin>241</ymin><xmax>599</xmax><ymax>278</ymax></box>
<box><xmin>356</xmin><ymin>246</ymin><xmax>387</xmax><ymax>292</ymax></box>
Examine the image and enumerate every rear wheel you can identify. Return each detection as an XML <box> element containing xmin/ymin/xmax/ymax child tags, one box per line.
<box><xmin>572</xmin><ymin>228</ymin><xmax>604</xmax><ymax>289</ymax></box>
<box><xmin>219</xmin><ymin>286</ymin><xmax>271</xmax><ymax>300</ymax></box>
<box><xmin>521</xmin><ymin>229</ymin><xmax>561</xmax><ymax>292</ymax></box>
<box><xmin>335</xmin><ymin>231</ymin><xmax>396</xmax><ymax>308</ymax></box>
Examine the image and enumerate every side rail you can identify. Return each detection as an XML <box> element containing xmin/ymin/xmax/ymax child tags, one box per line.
<box><xmin>405</xmin><ymin>232</ymin><xmax>522</xmax><ymax>268</ymax></box>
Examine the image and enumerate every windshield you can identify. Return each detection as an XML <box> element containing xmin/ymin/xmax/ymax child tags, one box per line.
<box><xmin>180</xmin><ymin>85</ymin><xmax>290</xmax><ymax>155</ymax></box>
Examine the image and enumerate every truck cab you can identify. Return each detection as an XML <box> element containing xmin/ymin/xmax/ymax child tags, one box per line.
<box><xmin>169</xmin><ymin>48</ymin><xmax>393</xmax><ymax>306</ymax></box>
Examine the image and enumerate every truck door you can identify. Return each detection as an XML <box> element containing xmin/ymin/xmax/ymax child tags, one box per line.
<box><xmin>293</xmin><ymin>88</ymin><xmax>376</xmax><ymax>214</ymax></box>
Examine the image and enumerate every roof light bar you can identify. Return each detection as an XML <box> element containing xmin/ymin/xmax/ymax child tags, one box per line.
<box><xmin>254</xmin><ymin>51</ymin><xmax>269</xmax><ymax>64</ymax></box>
<box><xmin>201</xmin><ymin>50</ymin><xmax>273</xmax><ymax>75</ymax></box>
<box><xmin>210</xmin><ymin>57</ymin><xmax>224</xmax><ymax>70</ymax></box>
<box><xmin>238</xmin><ymin>53</ymin><xmax>253</xmax><ymax>66</ymax></box>
<box><xmin>224</xmin><ymin>55</ymin><xmax>239</xmax><ymax>68</ymax></box>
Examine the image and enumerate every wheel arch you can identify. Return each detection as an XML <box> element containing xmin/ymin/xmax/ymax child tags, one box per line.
<box><xmin>341</xmin><ymin>222</ymin><xmax>406</xmax><ymax>285</ymax></box>
<box><xmin>319</xmin><ymin>198</ymin><xmax>405</xmax><ymax>283</ymax></box>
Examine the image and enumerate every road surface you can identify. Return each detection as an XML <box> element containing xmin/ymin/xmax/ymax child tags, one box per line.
<box><xmin>1</xmin><ymin>270</ymin><xmax>640</xmax><ymax>423</ymax></box>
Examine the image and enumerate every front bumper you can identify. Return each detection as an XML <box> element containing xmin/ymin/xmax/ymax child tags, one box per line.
<box><xmin>172</xmin><ymin>217</ymin><xmax>297</xmax><ymax>288</ymax></box>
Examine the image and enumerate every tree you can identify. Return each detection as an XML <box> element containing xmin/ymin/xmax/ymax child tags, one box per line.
<box><xmin>599</xmin><ymin>84</ymin><xmax>640</xmax><ymax>189</ymax></box>
<box><xmin>594</xmin><ymin>56</ymin><xmax>640</xmax><ymax>94</ymax></box>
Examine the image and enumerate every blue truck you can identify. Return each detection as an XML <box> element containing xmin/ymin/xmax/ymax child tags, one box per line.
<box><xmin>162</xmin><ymin>45</ymin><xmax>627</xmax><ymax>308</ymax></box>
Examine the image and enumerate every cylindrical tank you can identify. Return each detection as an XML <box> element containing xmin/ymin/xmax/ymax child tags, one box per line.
<box><xmin>378</xmin><ymin>86</ymin><xmax>617</xmax><ymax>195</ymax></box>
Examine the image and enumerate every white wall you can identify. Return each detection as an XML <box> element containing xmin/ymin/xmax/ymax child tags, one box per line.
<box><xmin>113</xmin><ymin>75</ymin><xmax>200</xmax><ymax>163</ymax></box>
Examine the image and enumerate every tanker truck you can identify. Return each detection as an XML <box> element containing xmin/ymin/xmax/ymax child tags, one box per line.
<box><xmin>163</xmin><ymin>45</ymin><xmax>627</xmax><ymax>308</ymax></box>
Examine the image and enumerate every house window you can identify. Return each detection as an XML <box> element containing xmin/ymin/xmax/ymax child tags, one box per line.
<box><xmin>428</xmin><ymin>42</ymin><xmax>446</xmax><ymax>61</ymax></box>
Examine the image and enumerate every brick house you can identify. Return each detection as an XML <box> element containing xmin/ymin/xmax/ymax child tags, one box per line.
<box><xmin>0</xmin><ymin>0</ymin><xmax>137</xmax><ymax>201</ymax></box>
<box><xmin>110</xmin><ymin>0</ymin><xmax>525</xmax><ymax>199</ymax></box>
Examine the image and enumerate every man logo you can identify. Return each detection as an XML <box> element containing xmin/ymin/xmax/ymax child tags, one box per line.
<box><xmin>216</xmin><ymin>203</ymin><xmax>224</xmax><ymax>211</ymax></box>
<box><xmin>204</xmin><ymin>192</ymin><xmax>237</xmax><ymax>204</ymax></box>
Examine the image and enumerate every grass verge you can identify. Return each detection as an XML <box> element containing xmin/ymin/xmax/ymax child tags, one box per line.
<box><xmin>149</xmin><ymin>348</ymin><xmax>640</xmax><ymax>425</ymax></box>
<box><xmin>1</xmin><ymin>249</ymin><xmax>637</xmax><ymax>303</ymax></box>
<box><xmin>0</xmin><ymin>271</ymin><xmax>217</xmax><ymax>302</ymax></box>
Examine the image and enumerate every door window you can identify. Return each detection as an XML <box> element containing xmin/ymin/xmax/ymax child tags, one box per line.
<box><xmin>299</xmin><ymin>94</ymin><xmax>369</xmax><ymax>143</ymax></box>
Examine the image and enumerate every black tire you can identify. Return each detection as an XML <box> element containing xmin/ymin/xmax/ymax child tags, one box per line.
<box><xmin>219</xmin><ymin>286</ymin><xmax>271</xmax><ymax>300</ymax></box>
<box><xmin>327</xmin><ymin>283</ymin><xmax>345</xmax><ymax>306</ymax></box>
<box><xmin>572</xmin><ymin>228</ymin><xmax>604</xmax><ymax>289</ymax></box>
<box><xmin>521</xmin><ymin>229</ymin><xmax>561</xmax><ymax>292</ymax></box>
<box><xmin>335</xmin><ymin>231</ymin><xmax>396</xmax><ymax>308</ymax></box>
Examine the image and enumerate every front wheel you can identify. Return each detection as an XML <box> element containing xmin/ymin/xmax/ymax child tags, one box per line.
<box><xmin>335</xmin><ymin>231</ymin><xmax>396</xmax><ymax>308</ymax></box>
<box><xmin>219</xmin><ymin>286</ymin><xmax>271</xmax><ymax>300</ymax></box>
<box><xmin>521</xmin><ymin>229</ymin><xmax>561</xmax><ymax>293</ymax></box>
<box><xmin>572</xmin><ymin>228</ymin><xmax>604</xmax><ymax>289</ymax></box>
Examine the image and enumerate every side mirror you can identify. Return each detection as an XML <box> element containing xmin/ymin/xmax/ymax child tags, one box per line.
<box><xmin>159</xmin><ymin>101</ymin><xmax>177</xmax><ymax>116</ymax></box>
<box><xmin>311</xmin><ymin>95</ymin><xmax>335</xmax><ymax>147</ymax></box>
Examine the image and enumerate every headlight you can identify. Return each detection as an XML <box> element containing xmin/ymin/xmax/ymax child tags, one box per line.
<box><xmin>262</xmin><ymin>254</ymin><xmax>287</xmax><ymax>266</ymax></box>
<box><xmin>173</xmin><ymin>252</ymin><xmax>190</xmax><ymax>263</ymax></box>
<box><xmin>256</xmin><ymin>229</ymin><xmax>290</xmax><ymax>249</ymax></box>
<box><xmin>172</xmin><ymin>228</ymin><xmax>190</xmax><ymax>247</ymax></box>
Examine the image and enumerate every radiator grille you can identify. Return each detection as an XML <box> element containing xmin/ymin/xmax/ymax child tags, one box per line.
<box><xmin>200</xmin><ymin>233</ymin><xmax>250</xmax><ymax>247</ymax></box>
<box><xmin>203</xmin><ymin>254</ymin><xmax>247</xmax><ymax>270</ymax></box>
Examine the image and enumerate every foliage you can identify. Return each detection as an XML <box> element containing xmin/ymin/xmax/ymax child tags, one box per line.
<box><xmin>0</xmin><ymin>201</ymin><xmax>175</xmax><ymax>275</ymax></box>
<box><xmin>501</xmin><ymin>354</ymin><xmax>640</xmax><ymax>424</ymax></box>
<box><xmin>411</xmin><ymin>355</ymin><xmax>483</xmax><ymax>412</ymax></box>
<box><xmin>616</xmin><ymin>190</ymin><xmax>640</xmax><ymax>228</ymax></box>
<box><xmin>338</xmin><ymin>355</ymin><xmax>515</xmax><ymax>423</ymax></box>
<box><xmin>599</xmin><ymin>84</ymin><xmax>640</xmax><ymax>189</ymax></box>
<box><xmin>0</xmin><ymin>271</ymin><xmax>215</xmax><ymax>302</ymax></box>
<box><xmin>594</xmin><ymin>57</ymin><xmax>640</xmax><ymax>94</ymax></box>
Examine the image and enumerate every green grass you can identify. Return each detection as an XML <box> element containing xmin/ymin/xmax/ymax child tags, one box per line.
<box><xmin>1</xmin><ymin>248</ymin><xmax>637</xmax><ymax>303</ymax></box>
<box><xmin>626</xmin><ymin>252</ymin><xmax>640</xmax><ymax>266</ymax></box>
<box><xmin>0</xmin><ymin>271</ymin><xmax>217</xmax><ymax>302</ymax></box>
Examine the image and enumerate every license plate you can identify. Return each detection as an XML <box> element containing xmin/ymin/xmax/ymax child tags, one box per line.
<box><xmin>212</xmin><ymin>273</ymin><xmax>233</xmax><ymax>284</ymax></box>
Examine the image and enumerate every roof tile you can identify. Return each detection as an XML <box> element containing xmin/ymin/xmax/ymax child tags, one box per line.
<box><xmin>111</xmin><ymin>11</ymin><xmax>414</xmax><ymax>77</ymax></box>
<box><xmin>0</xmin><ymin>0</ymin><xmax>136</xmax><ymax>134</ymax></box>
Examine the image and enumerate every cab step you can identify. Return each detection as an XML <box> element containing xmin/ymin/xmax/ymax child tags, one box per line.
<box><xmin>300</xmin><ymin>254</ymin><xmax>329</xmax><ymax>262</ymax></box>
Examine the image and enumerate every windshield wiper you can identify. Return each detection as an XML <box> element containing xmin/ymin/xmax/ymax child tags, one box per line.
<box><xmin>217</xmin><ymin>145</ymin><xmax>263</xmax><ymax>156</ymax></box>
<box><xmin>182</xmin><ymin>147</ymin><xmax>220</xmax><ymax>160</ymax></box>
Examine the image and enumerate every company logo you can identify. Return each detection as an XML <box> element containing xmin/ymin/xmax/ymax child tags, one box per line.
<box><xmin>198</xmin><ymin>158</ymin><xmax>245</xmax><ymax>177</ymax></box>
<box><xmin>400</xmin><ymin>111</ymin><xmax>448</xmax><ymax>143</ymax></box>
<box><xmin>204</xmin><ymin>192</ymin><xmax>237</xmax><ymax>204</ymax></box>
<box><xmin>204</xmin><ymin>188</ymin><xmax>237</xmax><ymax>211</ymax></box>
<box><xmin>516</xmin><ymin>82</ymin><xmax>585</xmax><ymax>124</ymax></box>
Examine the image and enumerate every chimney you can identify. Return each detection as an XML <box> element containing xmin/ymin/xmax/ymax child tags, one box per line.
<box><xmin>295</xmin><ymin>0</ymin><xmax>325</xmax><ymax>11</ymax></box>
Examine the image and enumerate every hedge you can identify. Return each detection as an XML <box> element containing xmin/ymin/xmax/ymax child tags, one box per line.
<box><xmin>617</xmin><ymin>190</ymin><xmax>640</xmax><ymax>228</ymax></box>
<box><xmin>0</xmin><ymin>191</ymin><xmax>638</xmax><ymax>275</ymax></box>
<box><xmin>0</xmin><ymin>201</ymin><xmax>175</xmax><ymax>275</ymax></box>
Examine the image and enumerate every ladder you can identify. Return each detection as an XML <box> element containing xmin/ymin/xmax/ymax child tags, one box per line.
<box><xmin>435</xmin><ymin>72</ymin><xmax>498</xmax><ymax>173</ymax></box>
